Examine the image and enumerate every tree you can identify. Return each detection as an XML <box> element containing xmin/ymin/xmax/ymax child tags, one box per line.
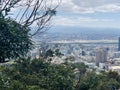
<box><xmin>75</xmin><ymin>70</ymin><xmax>120</xmax><ymax>90</ymax></box>
<box><xmin>0</xmin><ymin>18</ymin><xmax>32</xmax><ymax>62</ymax></box>
<box><xmin>45</xmin><ymin>49</ymin><xmax>54</xmax><ymax>58</ymax></box>
<box><xmin>0</xmin><ymin>0</ymin><xmax>60</xmax><ymax>62</ymax></box>
<box><xmin>74</xmin><ymin>63</ymin><xmax>88</xmax><ymax>90</ymax></box>
<box><xmin>1</xmin><ymin>58</ymin><xmax>120</xmax><ymax>90</ymax></box>
<box><xmin>65</xmin><ymin>56</ymin><xmax>75</xmax><ymax>63</ymax></box>
<box><xmin>55</xmin><ymin>49</ymin><xmax>63</xmax><ymax>57</ymax></box>
<box><xmin>108</xmin><ymin>70</ymin><xmax>120</xmax><ymax>82</ymax></box>
<box><xmin>0</xmin><ymin>0</ymin><xmax>61</xmax><ymax>36</ymax></box>
<box><xmin>2</xmin><ymin>58</ymin><xmax>75</xmax><ymax>90</ymax></box>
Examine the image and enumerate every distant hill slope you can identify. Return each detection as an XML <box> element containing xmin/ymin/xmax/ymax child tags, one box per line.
<box><xmin>33</xmin><ymin>26</ymin><xmax>120</xmax><ymax>42</ymax></box>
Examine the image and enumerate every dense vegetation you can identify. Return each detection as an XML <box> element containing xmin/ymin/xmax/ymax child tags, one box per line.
<box><xmin>0</xmin><ymin>57</ymin><xmax>120</xmax><ymax>90</ymax></box>
<box><xmin>0</xmin><ymin>18</ymin><xmax>32</xmax><ymax>63</ymax></box>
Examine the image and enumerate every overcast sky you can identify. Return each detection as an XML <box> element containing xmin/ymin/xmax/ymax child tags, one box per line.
<box><xmin>52</xmin><ymin>0</ymin><xmax>120</xmax><ymax>29</ymax></box>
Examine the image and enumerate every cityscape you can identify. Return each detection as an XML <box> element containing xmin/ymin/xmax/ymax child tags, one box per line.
<box><xmin>1</xmin><ymin>0</ymin><xmax>120</xmax><ymax>89</ymax></box>
<box><xmin>31</xmin><ymin>31</ymin><xmax>120</xmax><ymax>74</ymax></box>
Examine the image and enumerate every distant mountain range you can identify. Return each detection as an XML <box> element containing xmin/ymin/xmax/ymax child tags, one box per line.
<box><xmin>48</xmin><ymin>26</ymin><xmax>120</xmax><ymax>34</ymax></box>
<box><xmin>34</xmin><ymin>26</ymin><xmax>120</xmax><ymax>42</ymax></box>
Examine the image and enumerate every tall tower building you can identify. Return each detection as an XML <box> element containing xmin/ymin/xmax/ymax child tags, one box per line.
<box><xmin>118</xmin><ymin>37</ymin><xmax>120</xmax><ymax>51</ymax></box>
<box><xmin>96</xmin><ymin>48</ymin><xmax>107</xmax><ymax>66</ymax></box>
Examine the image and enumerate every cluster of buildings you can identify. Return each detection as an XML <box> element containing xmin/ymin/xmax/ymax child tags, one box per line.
<box><xmin>87</xmin><ymin>37</ymin><xmax>120</xmax><ymax>74</ymax></box>
<box><xmin>31</xmin><ymin>37</ymin><xmax>120</xmax><ymax>74</ymax></box>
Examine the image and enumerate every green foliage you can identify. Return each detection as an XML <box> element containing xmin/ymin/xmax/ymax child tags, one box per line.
<box><xmin>45</xmin><ymin>49</ymin><xmax>54</xmax><ymax>58</ymax></box>
<box><xmin>73</xmin><ymin>63</ymin><xmax>88</xmax><ymax>75</ymax></box>
<box><xmin>0</xmin><ymin>75</ymin><xmax>9</xmax><ymax>90</ymax></box>
<box><xmin>1</xmin><ymin>58</ymin><xmax>75</xmax><ymax>90</ymax></box>
<box><xmin>108</xmin><ymin>70</ymin><xmax>120</xmax><ymax>82</ymax></box>
<box><xmin>0</xmin><ymin>18</ymin><xmax>32</xmax><ymax>62</ymax></box>
<box><xmin>65</xmin><ymin>56</ymin><xmax>75</xmax><ymax>63</ymax></box>
<box><xmin>8</xmin><ymin>80</ymin><xmax>27</xmax><ymax>90</ymax></box>
<box><xmin>55</xmin><ymin>49</ymin><xmax>63</xmax><ymax>57</ymax></box>
<box><xmin>0</xmin><ymin>57</ymin><xmax>120</xmax><ymax>90</ymax></box>
<box><xmin>76</xmin><ymin>71</ymin><xmax>120</xmax><ymax>90</ymax></box>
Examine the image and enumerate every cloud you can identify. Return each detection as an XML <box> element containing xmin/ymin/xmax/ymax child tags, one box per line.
<box><xmin>6</xmin><ymin>0</ymin><xmax>120</xmax><ymax>29</ymax></box>
<box><xmin>53</xmin><ymin>16</ymin><xmax>119</xmax><ymax>28</ymax></box>
<box><xmin>95</xmin><ymin>4</ymin><xmax>120</xmax><ymax>12</ymax></box>
<box><xmin>56</xmin><ymin>0</ymin><xmax>120</xmax><ymax>13</ymax></box>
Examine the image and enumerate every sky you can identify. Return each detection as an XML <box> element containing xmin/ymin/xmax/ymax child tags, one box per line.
<box><xmin>6</xmin><ymin>0</ymin><xmax>120</xmax><ymax>31</ymax></box>
<box><xmin>52</xmin><ymin>0</ymin><xmax>120</xmax><ymax>29</ymax></box>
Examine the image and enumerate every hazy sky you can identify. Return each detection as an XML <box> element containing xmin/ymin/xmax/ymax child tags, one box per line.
<box><xmin>52</xmin><ymin>0</ymin><xmax>120</xmax><ymax>29</ymax></box>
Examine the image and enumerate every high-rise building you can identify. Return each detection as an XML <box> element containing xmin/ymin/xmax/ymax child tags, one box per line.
<box><xmin>96</xmin><ymin>48</ymin><xmax>107</xmax><ymax>66</ymax></box>
<box><xmin>118</xmin><ymin>37</ymin><xmax>120</xmax><ymax>51</ymax></box>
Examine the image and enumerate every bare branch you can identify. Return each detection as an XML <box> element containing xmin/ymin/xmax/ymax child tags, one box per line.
<box><xmin>0</xmin><ymin>0</ymin><xmax>61</xmax><ymax>36</ymax></box>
